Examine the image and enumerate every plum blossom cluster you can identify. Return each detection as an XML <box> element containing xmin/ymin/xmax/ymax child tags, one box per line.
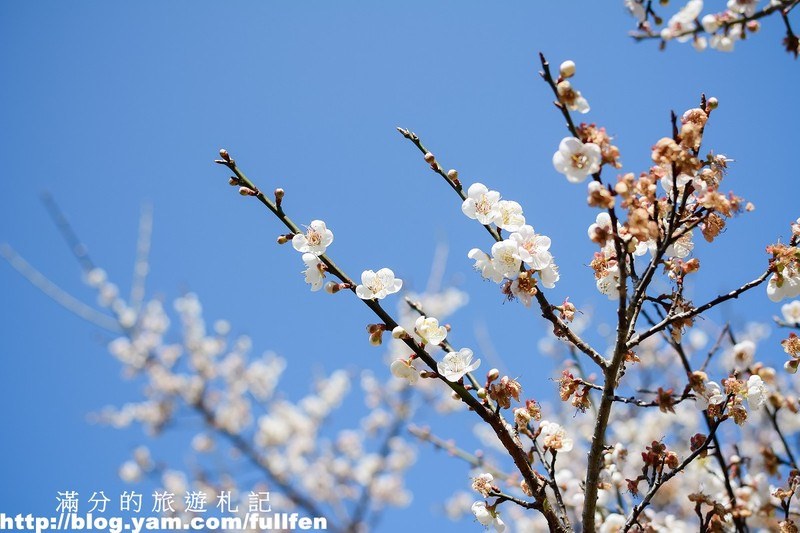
<box><xmin>626</xmin><ymin>0</ymin><xmax>800</xmax><ymax>56</ymax></box>
<box><xmin>766</xmin><ymin>228</ymin><xmax>800</xmax><ymax>302</ymax></box>
<box><xmin>289</xmin><ymin>218</ymin><xmax>404</xmax><ymax>300</ymax></box>
<box><xmin>561</xmin><ymin>99</ymin><xmax>755</xmax><ymax>301</ymax></box>
<box><xmin>439</xmin><ymin>311</ymin><xmax>800</xmax><ymax>531</ymax></box>
<box><xmin>463</xmin><ymin>183</ymin><xmax>560</xmax><ymax>306</ymax></box>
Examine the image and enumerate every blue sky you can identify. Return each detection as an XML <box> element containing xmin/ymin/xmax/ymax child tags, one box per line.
<box><xmin>2</xmin><ymin>2</ymin><xmax>799</xmax><ymax>531</ymax></box>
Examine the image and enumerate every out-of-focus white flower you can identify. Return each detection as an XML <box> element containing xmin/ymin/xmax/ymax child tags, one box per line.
<box><xmin>710</xmin><ymin>33</ymin><xmax>736</xmax><ymax>52</ymax></box>
<box><xmin>437</xmin><ymin>348</ymin><xmax>481</xmax><ymax>382</ymax></box>
<box><xmin>509</xmin><ymin>225</ymin><xmax>553</xmax><ymax>270</ymax></box>
<box><xmin>553</xmin><ymin>137</ymin><xmax>602</xmax><ymax>183</ymax></box>
<box><xmin>664</xmin><ymin>0</ymin><xmax>704</xmax><ymax>42</ymax></box>
<box><xmin>415</xmin><ymin>316</ymin><xmax>447</xmax><ymax>345</ymax></box>
<box><xmin>692</xmin><ymin>36</ymin><xmax>708</xmax><ymax>52</ymax></box>
<box><xmin>727</xmin><ymin>340</ymin><xmax>756</xmax><ymax>370</ymax></box>
<box><xmin>390</xmin><ymin>359</ymin><xmax>419</xmax><ymax>384</ymax></box>
<box><xmin>471</xmin><ymin>501</ymin><xmax>506</xmax><ymax>532</ymax></box>
<box><xmin>624</xmin><ymin>0</ymin><xmax>647</xmax><ymax>22</ymax></box>
<box><xmin>301</xmin><ymin>253</ymin><xmax>326</xmax><ymax>291</ymax></box>
<box><xmin>490</xmin><ymin>240</ymin><xmax>523</xmax><ymax>279</ymax></box>
<box><xmin>746</xmin><ymin>375</ymin><xmax>768</xmax><ymax>409</ymax></box>
<box><xmin>539</xmin><ymin>420</ymin><xmax>574</xmax><ymax>452</ymax></box>
<box><xmin>119</xmin><ymin>461</ymin><xmax>142</xmax><ymax>483</ymax></box>
<box><xmin>781</xmin><ymin>300</ymin><xmax>800</xmax><ymax>325</ymax></box>
<box><xmin>462</xmin><ymin>183</ymin><xmax>501</xmax><ymax>225</ymax></box>
<box><xmin>701</xmin><ymin>13</ymin><xmax>720</xmax><ymax>33</ymax></box>
<box><xmin>85</xmin><ymin>267</ymin><xmax>108</xmax><ymax>288</ymax></box>
<box><xmin>468</xmin><ymin>248</ymin><xmax>505</xmax><ymax>283</ymax></box>
<box><xmin>356</xmin><ymin>269</ymin><xmax>403</xmax><ymax>300</ymax></box>
<box><xmin>496</xmin><ymin>200</ymin><xmax>526</xmax><ymax>232</ymax></box>
<box><xmin>767</xmin><ymin>265</ymin><xmax>800</xmax><ymax>302</ymax></box>
<box><xmin>600</xmin><ymin>513</ymin><xmax>626</xmax><ymax>533</ymax></box>
<box><xmin>292</xmin><ymin>220</ymin><xmax>334</xmax><ymax>256</ymax></box>
<box><xmin>727</xmin><ymin>0</ymin><xmax>758</xmax><ymax>16</ymax></box>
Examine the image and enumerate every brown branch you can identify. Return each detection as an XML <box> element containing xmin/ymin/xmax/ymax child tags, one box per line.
<box><xmin>623</xmin><ymin>416</ymin><xmax>727</xmax><ymax>531</ymax></box>
<box><xmin>628</xmin><ymin>270</ymin><xmax>771</xmax><ymax>349</ymax></box>
<box><xmin>216</xmin><ymin>153</ymin><xmax>569</xmax><ymax>532</ymax></box>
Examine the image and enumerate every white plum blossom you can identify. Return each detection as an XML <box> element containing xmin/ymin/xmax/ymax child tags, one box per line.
<box><xmin>767</xmin><ymin>265</ymin><xmax>800</xmax><ymax>302</ymax></box>
<box><xmin>462</xmin><ymin>183</ymin><xmax>501</xmax><ymax>225</ymax></box>
<box><xmin>292</xmin><ymin>220</ymin><xmax>334</xmax><ymax>256</ymax></box>
<box><xmin>471</xmin><ymin>501</ymin><xmax>506</xmax><ymax>532</ymax></box>
<box><xmin>539</xmin><ymin>420</ymin><xmax>574</xmax><ymax>452</ymax></box>
<box><xmin>697</xmin><ymin>381</ymin><xmax>727</xmax><ymax>410</ymax></box>
<box><xmin>495</xmin><ymin>200</ymin><xmax>526</xmax><ymax>232</ymax></box>
<box><xmin>660</xmin><ymin>172</ymin><xmax>693</xmax><ymax>196</ymax></box>
<box><xmin>437</xmin><ymin>348</ymin><xmax>481</xmax><ymax>382</ymax></box>
<box><xmin>552</xmin><ymin>137</ymin><xmax>602</xmax><ymax>183</ymax></box>
<box><xmin>665</xmin><ymin>230</ymin><xmax>694</xmax><ymax>259</ymax></box>
<box><xmin>509</xmin><ymin>225</ymin><xmax>553</xmax><ymax>270</ymax></box>
<box><xmin>490</xmin><ymin>240</ymin><xmax>523</xmax><ymax>279</ymax></box>
<box><xmin>356</xmin><ymin>269</ymin><xmax>403</xmax><ymax>300</ymax></box>
<box><xmin>301</xmin><ymin>253</ymin><xmax>325</xmax><ymax>291</ymax></box>
<box><xmin>556</xmin><ymin>80</ymin><xmax>590</xmax><ymax>114</ymax></box>
<box><xmin>597</xmin><ymin>264</ymin><xmax>621</xmax><ymax>300</ymax></box>
<box><xmin>414</xmin><ymin>315</ymin><xmax>448</xmax><ymax>345</ymax></box>
<box><xmin>471</xmin><ymin>473</ymin><xmax>494</xmax><ymax>498</ymax></box>
<box><xmin>510</xmin><ymin>275</ymin><xmax>537</xmax><ymax>307</ymax></box>
<box><xmin>390</xmin><ymin>359</ymin><xmax>419</xmax><ymax>384</ymax></box>
<box><xmin>468</xmin><ymin>248</ymin><xmax>505</xmax><ymax>283</ymax></box>
<box><xmin>539</xmin><ymin>263</ymin><xmax>560</xmax><ymax>289</ymax></box>
<box><xmin>746</xmin><ymin>375</ymin><xmax>768</xmax><ymax>409</ymax></box>
<box><xmin>781</xmin><ymin>300</ymin><xmax>800</xmax><ymax>325</ymax></box>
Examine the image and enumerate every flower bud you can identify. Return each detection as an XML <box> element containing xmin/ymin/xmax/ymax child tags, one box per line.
<box><xmin>277</xmin><ymin>235</ymin><xmax>289</xmax><ymax>245</ymax></box>
<box><xmin>423</xmin><ymin>152</ymin><xmax>436</xmax><ymax>164</ymax></box>
<box><xmin>477</xmin><ymin>387</ymin><xmax>487</xmax><ymax>399</ymax></box>
<box><xmin>746</xmin><ymin>20</ymin><xmax>760</xmax><ymax>33</ymax></box>
<box><xmin>369</xmin><ymin>331</ymin><xmax>383</xmax><ymax>346</ymax></box>
<box><xmin>487</xmin><ymin>368</ymin><xmax>500</xmax><ymax>382</ymax></box>
<box><xmin>559</xmin><ymin>60</ymin><xmax>576</xmax><ymax>79</ymax></box>
<box><xmin>706</xmin><ymin>97</ymin><xmax>719</xmax><ymax>110</ymax></box>
<box><xmin>392</xmin><ymin>326</ymin><xmax>408</xmax><ymax>339</ymax></box>
<box><xmin>219</xmin><ymin>149</ymin><xmax>231</xmax><ymax>162</ymax></box>
<box><xmin>239</xmin><ymin>186</ymin><xmax>256</xmax><ymax>196</ymax></box>
<box><xmin>228</xmin><ymin>176</ymin><xmax>239</xmax><ymax>186</ymax></box>
<box><xmin>367</xmin><ymin>323</ymin><xmax>384</xmax><ymax>334</ymax></box>
<box><xmin>785</xmin><ymin>359</ymin><xmax>799</xmax><ymax>374</ymax></box>
<box><xmin>325</xmin><ymin>282</ymin><xmax>341</xmax><ymax>294</ymax></box>
<box><xmin>447</xmin><ymin>169</ymin><xmax>459</xmax><ymax>181</ymax></box>
<box><xmin>274</xmin><ymin>188</ymin><xmax>285</xmax><ymax>207</ymax></box>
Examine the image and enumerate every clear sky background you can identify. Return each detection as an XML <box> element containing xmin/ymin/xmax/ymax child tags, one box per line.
<box><xmin>1</xmin><ymin>2</ymin><xmax>799</xmax><ymax>531</ymax></box>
